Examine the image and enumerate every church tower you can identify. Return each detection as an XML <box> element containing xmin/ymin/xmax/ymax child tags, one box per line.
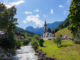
<box><xmin>42</xmin><ymin>20</ymin><xmax>53</xmax><ymax>40</ymax></box>
<box><xmin>44</xmin><ymin>21</ymin><xmax>47</xmax><ymax>33</ymax></box>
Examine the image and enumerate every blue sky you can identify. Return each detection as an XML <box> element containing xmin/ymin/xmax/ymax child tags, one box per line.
<box><xmin>0</xmin><ymin>0</ymin><xmax>72</xmax><ymax>29</ymax></box>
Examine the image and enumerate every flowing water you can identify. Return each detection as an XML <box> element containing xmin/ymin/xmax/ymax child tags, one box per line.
<box><xmin>13</xmin><ymin>45</ymin><xmax>38</xmax><ymax>60</ymax></box>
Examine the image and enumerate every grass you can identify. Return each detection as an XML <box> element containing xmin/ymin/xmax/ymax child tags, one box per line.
<box><xmin>38</xmin><ymin>40</ymin><xmax>80</xmax><ymax>60</ymax></box>
<box><xmin>55</xmin><ymin>28</ymin><xmax>72</xmax><ymax>37</ymax></box>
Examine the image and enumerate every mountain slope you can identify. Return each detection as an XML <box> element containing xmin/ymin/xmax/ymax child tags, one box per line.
<box><xmin>47</xmin><ymin>21</ymin><xmax>62</xmax><ymax>30</ymax></box>
<box><xmin>14</xmin><ymin>27</ymin><xmax>35</xmax><ymax>36</ymax></box>
<box><xmin>26</xmin><ymin>21</ymin><xmax>62</xmax><ymax>35</ymax></box>
<box><xmin>26</xmin><ymin>26</ymin><xmax>43</xmax><ymax>35</ymax></box>
<box><xmin>52</xmin><ymin>17</ymin><xmax>70</xmax><ymax>33</ymax></box>
<box><xmin>55</xmin><ymin>27</ymin><xmax>72</xmax><ymax>37</ymax></box>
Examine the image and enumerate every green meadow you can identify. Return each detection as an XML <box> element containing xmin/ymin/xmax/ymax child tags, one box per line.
<box><xmin>55</xmin><ymin>28</ymin><xmax>72</xmax><ymax>37</ymax></box>
<box><xmin>38</xmin><ymin>40</ymin><xmax>80</xmax><ymax>60</ymax></box>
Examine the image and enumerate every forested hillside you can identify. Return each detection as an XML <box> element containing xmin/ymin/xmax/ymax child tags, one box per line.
<box><xmin>14</xmin><ymin>27</ymin><xmax>35</xmax><ymax>36</ymax></box>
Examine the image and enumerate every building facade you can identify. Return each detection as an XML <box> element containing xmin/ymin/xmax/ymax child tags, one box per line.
<box><xmin>42</xmin><ymin>21</ymin><xmax>53</xmax><ymax>40</ymax></box>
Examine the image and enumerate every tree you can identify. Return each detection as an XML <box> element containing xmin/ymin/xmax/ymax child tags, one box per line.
<box><xmin>39</xmin><ymin>39</ymin><xmax>44</xmax><ymax>47</ymax></box>
<box><xmin>0</xmin><ymin>3</ymin><xmax>17</xmax><ymax>49</ymax></box>
<box><xmin>24</xmin><ymin>32</ymin><xmax>28</xmax><ymax>38</ymax></box>
<box><xmin>54</xmin><ymin>35</ymin><xmax>62</xmax><ymax>48</ymax></box>
<box><xmin>0</xmin><ymin>3</ymin><xmax>9</xmax><ymax>30</ymax></box>
<box><xmin>30</xmin><ymin>34</ymin><xmax>40</xmax><ymax>50</ymax></box>
<box><xmin>33</xmin><ymin>34</ymin><xmax>40</xmax><ymax>40</ymax></box>
<box><xmin>31</xmin><ymin>38</ymin><xmax>39</xmax><ymax>51</ymax></box>
<box><xmin>68</xmin><ymin>0</ymin><xmax>80</xmax><ymax>43</ymax></box>
<box><xmin>69</xmin><ymin>0</ymin><xmax>80</xmax><ymax>36</ymax></box>
<box><xmin>6</xmin><ymin>6</ymin><xmax>17</xmax><ymax>49</ymax></box>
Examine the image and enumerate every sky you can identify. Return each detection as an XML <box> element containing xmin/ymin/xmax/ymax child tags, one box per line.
<box><xmin>0</xmin><ymin>0</ymin><xmax>72</xmax><ymax>29</ymax></box>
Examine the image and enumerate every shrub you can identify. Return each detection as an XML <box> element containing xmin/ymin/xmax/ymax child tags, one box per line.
<box><xmin>39</xmin><ymin>39</ymin><xmax>44</xmax><ymax>47</ymax></box>
<box><xmin>74</xmin><ymin>38</ymin><xmax>80</xmax><ymax>44</ymax></box>
<box><xmin>74</xmin><ymin>40</ymin><xmax>80</xmax><ymax>44</ymax></box>
<box><xmin>31</xmin><ymin>38</ymin><xmax>39</xmax><ymax>51</ymax></box>
<box><xmin>54</xmin><ymin>36</ymin><xmax>62</xmax><ymax>48</ymax></box>
<box><xmin>74</xmin><ymin>30</ymin><xmax>80</xmax><ymax>44</ymax></box>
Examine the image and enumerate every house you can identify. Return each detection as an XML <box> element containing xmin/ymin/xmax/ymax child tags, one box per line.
<box><xmin>15</xmin><ymin>33</ymin><xmax>25</xmax><ymax>40</ymax></box>
<box><xmin>0</xmin><ymin>31</ymin><xmax>6</xmax><ymax>38</ymax></box>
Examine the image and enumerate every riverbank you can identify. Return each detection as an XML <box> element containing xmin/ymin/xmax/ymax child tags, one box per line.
<box><xmin>35</xmin><ymin>50</ymin><xmax>55</xmax><ymax>60</ymax></box>
<box><xmin>0</xmin><ymin>47</ymin><xmax>14</xmax><ymax>60</ymax></box>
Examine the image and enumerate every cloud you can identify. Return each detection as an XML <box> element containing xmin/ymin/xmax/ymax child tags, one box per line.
<box><xmin>25</xmin><ymin>11</ymin><xmax>32</xmax><ymax>15</ymax></box>
<box><xmin>50</xmin><ymin>9</ymin><xmax>54</xmax><ymax>15</ymax></box>
<box><xmin>35</xmin><ymin>9</ymin><xmax>40</xmax><ymax>12</ymax></box>
<box><xmin>4</xmin><ymin>0</ymin><xmax>24</xmax><ymax>8</ymax></box>
<box><xmin>58</xmin><ymin>5</ymin><xmax>64</xmax><ymax>8</ymax></box>
<box><xmin>23</xmin><ymin>14</ymin><xmax>44</xmax><ymax>27</ymax></box>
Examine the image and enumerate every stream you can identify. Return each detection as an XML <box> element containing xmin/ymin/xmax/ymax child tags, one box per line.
<box><xmin>13</xmin><ymin>45</ymin><xmax>38</xmax><ymax>60</ymax></box>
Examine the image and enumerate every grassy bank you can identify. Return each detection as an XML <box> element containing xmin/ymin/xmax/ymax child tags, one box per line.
<box><xmin>38</xmin><ymin>40</ymin><xmax>80</xmax><ymax>60</ymax></box>
<box><xmin>55</xmin><ymin>28</ymin><xmax>72</xmax><ymax>37</ymax></box>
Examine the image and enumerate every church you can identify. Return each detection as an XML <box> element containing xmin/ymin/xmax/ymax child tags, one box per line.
<box><xmin>42</xmin><ymin>21</ymin><xmax>53</xmax><ymax>40</ymax></box>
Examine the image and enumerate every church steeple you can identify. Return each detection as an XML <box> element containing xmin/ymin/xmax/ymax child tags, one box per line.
<box><xmin>44</xmin><ymin>20</ymin><xmax>47</xmax><ymax>33</ymax></box>
<box><xmin>44</xmin><ymin>20</ymin><xmax>47</xmax><ymax>26</ymax></box>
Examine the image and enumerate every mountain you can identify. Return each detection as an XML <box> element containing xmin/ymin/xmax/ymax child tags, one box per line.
<box><xmin>26</xmin><ymin>21</ymin><xmax>62</xmax><ymax>35</ymax></box>
<box><xmin>52</xmin><ymin>17</ymin><xmax>70</xmax><ymax>33</ymax></box>
<box><xmin>47</xmin><ymin>21</ymin><xmax>63</xmax><ymax>30</ymax></box>
<box><xmin>14</xmin><ymin>27</ymin><xmax>35</xmax><ymax>36</ymax></box>
<box><xmin>26</xmin><ymin>26</ymin><xmax>43</xmax><ymax>35</ymax></box>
